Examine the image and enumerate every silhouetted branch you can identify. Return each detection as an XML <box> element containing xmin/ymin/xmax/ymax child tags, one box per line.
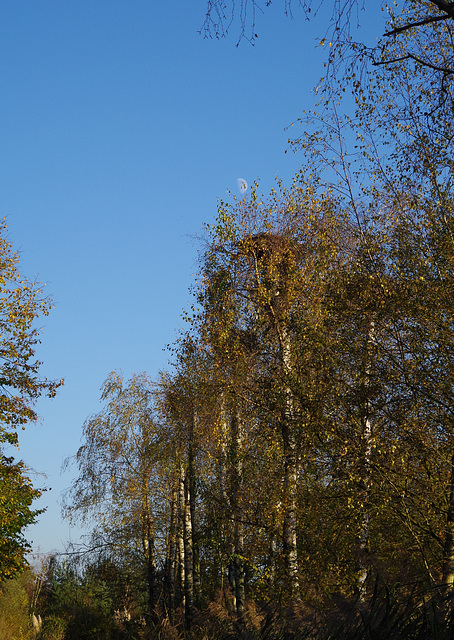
<box><xmin>384</xmin><ymin>13</ymin><xmax>449</xmax><ymax>37</ymax></box>
<box><xmin>373</xmin><ymin>52</ymin><xmax>454</xmax><ymax>75</ymax></box>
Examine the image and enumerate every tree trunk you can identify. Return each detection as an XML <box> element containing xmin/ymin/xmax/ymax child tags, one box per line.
<box><xmin>356</xmin><ymin>413</ymin><xmax>372</xmax><ymax>599</ymax></box>
<box><xmin>280</xmin><ymin>325</ymin><xmax>299</xmax><ymax>599</ymax></box>
<box><xmin>142</xmin><ymin>503</ymin><xmax>157</xmax><ymax>623</ymax></box>
<box><xmin>231</xmin><ymin>408</ymin><xmax>245</xmax><ymax>619</ymax></box>
<box><xmin>269</xmin><ymin>536</ymin><xmax>277</xmax><ymax>585</ymax></box>
<box><xmin>219</xmin><ymin>395</ymin><xmax>231</xmax><ymax>509</ymax></box>
<box><xmin>356</xmin><ymin>319</ymin><xmax>374</xmax><ymax>599</ymax></box>
<box><xmin>190</xmin><ymin>409</ymin><xmax>201</xmax><ymax>606</ymax></box>
<box><xmin>442</xmin><ymin>453</ymin><xmax>454</xmax><ymax>591</ymax></box>
<box><xmin>178</xmin><ymin>464</ymin><xmax>186</xmax><ymax>610</ymax></box>
<box><xmin>282</xmin><ymin>424</ymin><xmax>299</xmax><ymax>598</ymax></box>
<box><xmin>166</xmin><ymin>486</ymin><xmax>178</xmax><ymax>623</ymax></box>
<box><xmin>220</xmin><ymin>397</ymin><xmax>246</xmax><ymax>618</ymax></box>
<box><xmin>184</xmin><ymin>468</ymin><xmax>194</xmax><ymax>630</ymax></box>
<box><xmin>220</xmin><ymin>396</ymin><xmax>235</xmax><ymax>605</ymax></box>
<box><xmin>146</xmin><ymin>534</ymin><xmax>157</xmax><ymax>622</ymax></box>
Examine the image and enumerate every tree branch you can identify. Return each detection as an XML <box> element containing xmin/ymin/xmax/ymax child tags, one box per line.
<box><xmin>373</xmin><ymin>52</ymin><xmax>454</xmax><ymax>75</ymax></box>
<box><xmin>429</xmin><ymin>0</ymin><xmax>454</xmax><ymax>20</ymax></box>
<box><xmin>383</xmin><ymin>14</ymin><xmax>449</xmax><ymax>38</ymax></box>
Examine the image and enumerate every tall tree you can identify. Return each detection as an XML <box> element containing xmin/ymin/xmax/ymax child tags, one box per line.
<box><xmin>63</xmin><ymin>371</ymin><xmax>166</xmax><ymax>622</ymax></box>
<box><xmin>196</xmin><ymin>182</ymin><xmax>350</xmax><ymax>600</ymax></box>
<box><xmin>160</xmin><ymin>349</ymin><xmax>206</xmax><ymax>630</ymax></box>
<box><xmin>0</xmin><ymin>218</ymin><xmax>60</xmax><ymax>578</ymax></box>
<box><xmin>288</xmin><ymin>0</ymin><xmax>454</xmax><ymax>597</ymax></box>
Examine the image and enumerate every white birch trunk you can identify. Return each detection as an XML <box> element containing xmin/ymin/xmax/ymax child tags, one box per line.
<box><xmin>219</xmin><ymin>396</ymin><xmax>230</xmax><ymax>509</ymax></box>
<box><xmin>184</xmin><ymin>468</ymin><xmax>194</xmax><ymax>630</ymax></box>
<box><xmin>232</xmin><ymin>408</ymin><xmax>245</xmax><ymax>619</ymax></box>
<box><xmin>442</xmin><ymin>454</ymin><xmax>454</xmax><ymax>591</ymax></box>
<box><xmin>220</xmin><ymin>397</ymin><xmax>245</xmax><ymax>617</ymax></box>
<box><xmin>280</xmin><ymin>325</ymin><xmax>299</xmax><ymax>599</ymax></box>
<box><xmin>141</xmin><ymin>503</ymin><xmax>157</xmax><ymax>621</ymax></box>
<box><xmin>166</xmin><ymin>486</ymin><xmax>178</xmax><ymax>622</ymax></box>
<box><xmin>356</xmin><ymin>320</ymin><xmax>374</xmax><ymax>599</ymax></box>
<box><xmin>190</xmin><ymin>409</ymin><xmax>201</xmax><ymax>605</ymax></box>
<box><xmin>357</xmin><ymin>414</ymin><xmax>372</xmax><ymax>598</ymax></box>
<box><xmin>219</xmin><ymin>397</ymin><xmax>235</xmax><ymax>602</ymax></box>
<box><xmin>178</xmin><ymin>464</ymin><xmax>186</xmax><ymax>609</ymax></box>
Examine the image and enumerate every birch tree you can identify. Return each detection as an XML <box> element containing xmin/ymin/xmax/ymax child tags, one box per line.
<box><xmin>160</xmin><ymin>347</ymin><xmax>211</xmax><ymax>630</ymax></box>
<box><xmin>284</xmin><ymin>0</ymin><xmax>454</xmax><ymax>596</ymax></box>
<box><xmin>63</xmin><ymin>371</ymin><xmax>166</xmax><ymax>622</ymax></box>
<box><xmin>195</xmin><ymin>181</ymin><xmax>350</xmax><ymax>601</ymax></box>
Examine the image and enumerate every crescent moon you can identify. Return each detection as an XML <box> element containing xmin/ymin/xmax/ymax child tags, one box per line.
<box><xmin>237</xmin><ymin>178</ymin><xmax>248</xmax><ymax>194</ymax></box>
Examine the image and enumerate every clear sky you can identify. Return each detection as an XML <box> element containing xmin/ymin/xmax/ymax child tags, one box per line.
<box><xmin>0</xmin><ymin>1</ymin><xmax>385</xmax><ymax>558</ymax></box>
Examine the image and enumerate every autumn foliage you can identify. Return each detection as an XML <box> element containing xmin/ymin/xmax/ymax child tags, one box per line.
<box><xmin>0</xmin><ymin>218</ymin><xmax>61</xmax><ymax>580</ymax></box>
<box><xmin>7</xmin><ymin>1</ymin><xmax>454</xmax><ymax>638</ymax></box>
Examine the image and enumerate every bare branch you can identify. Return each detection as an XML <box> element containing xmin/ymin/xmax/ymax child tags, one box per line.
<box><xmin>373</xmin><ymin>52</ymin><xmax>454</xmax><ymax>75</ymax></box>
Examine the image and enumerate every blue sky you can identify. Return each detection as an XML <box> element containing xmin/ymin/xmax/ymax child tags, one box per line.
<box><xmin>0</xmin><ymin>1</ymin><xmax>384</xmax><ymax>557</ymax></box>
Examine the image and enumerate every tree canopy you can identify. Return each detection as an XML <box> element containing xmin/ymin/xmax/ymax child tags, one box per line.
<box><xmin>0</xmin><ymin>218</ymin><xmax>61</xmax><ymax>579</ymax></box>
<box><xmin>0</xmin><ymin>219</ymin><xmax>60</xmax><ymax>446</ymax></box>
